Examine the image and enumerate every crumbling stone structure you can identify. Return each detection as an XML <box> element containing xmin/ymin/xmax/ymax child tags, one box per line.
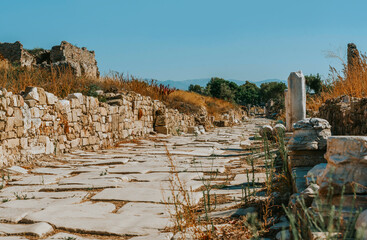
<box><xmin>0</xmin><ymin>41</ymin><xmax>99</xmax><ymax>78</ymax></box>
<box><xmin>50</xmin><ymin>41</ymin><xmax>99</xmax><ymax>77</ymax></box>
<box><xmin>0</xmin><ymin>41</ymin><xmax>35</xmax><ymax>67</ymax></box>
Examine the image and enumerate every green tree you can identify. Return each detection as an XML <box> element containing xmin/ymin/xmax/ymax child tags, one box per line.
<box><xmin>188</xmin><ymin>84</ymin><xmax>204</xmax><ymax>94</ymax></box>
<box><xmin>236</xmin><ymin>81</ymin><xmax>260</xmax><ymax>105</ymax></box>
<box><xmin>205</xmin><ymin>77</ymin><xmax>238</xmax><ymax>102</ymax></box>
<box><xmin>259</xmin><ymin>82</ymin><xmax>287</xmax><ymax>104</ymax></box>
<box><xmin>305</xmin><ymin>73</ymin><xmax>323</xmax><ymax>95</ymax></box>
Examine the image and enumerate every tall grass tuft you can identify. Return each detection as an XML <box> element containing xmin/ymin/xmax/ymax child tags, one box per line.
<box><xmin>308</xmin><ymin>52</ymin><xmax>367</xmax><ymax>112</ymax></box>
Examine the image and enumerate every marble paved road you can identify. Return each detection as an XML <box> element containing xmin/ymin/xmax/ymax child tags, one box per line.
<box><xmin>0</xmin><ymin>118</ymin><xmax>271</xmax><ymax>239</ymax></box>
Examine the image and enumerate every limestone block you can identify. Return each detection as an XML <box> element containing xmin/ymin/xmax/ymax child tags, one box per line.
<box><xmin>69</xmin><ymin>98</ymin><xmax>81</xmax><ymax>109</ymax></box>
<box><xmin>5</xmin><ymin>117</ymin><xmax>15</xmax><ymax>131</ymax></box>
<box><xmin>67</xmin><ymin>93</ymin><xmax>84</xmax><ymax>104</ymax></box>
<box><xmin>45</xmin><ymin>92</ymin><xmax>58</xmax><ymax>105</ymax></box>
<box><xmin>24</xmin><ymin>87</ymin><xmax>46</xmax><ymax>105</ymax></box>
<box><xmin>318</xmin><ymin>136</ymin><xmax>367</xmax><ymax>195</ymax></box>
<box><xmin>288</xmin><ymin>150</ymin><xmax>326</xmax><ymax>168</ymax></box>
<box><xmin>24</xmin><ymin>87</ymin><xmax>39</xmax><ymax>101</ymax></box>
<box><xmin>55</xmin><ymin>100</ymin><xmax>71</xmax><ymax>114</ymax></box>
<box><xmin>24</xmin><ymin>99</ymin><xmax>36</xmax><ymax>107</ymax></box>
<box><xmin>155</xmin><ymin>126</ymin><xmax>168</xmax><ymax>134</ymax></box>
<box><xmin>20</xmin><ymin>137</ymin><xmax>28</xmax><ymax>149</ymax></box>
<box><xmin>6</xmin><ymin>107</ymin><xmax>13</xmax><ymax>116</ymax></box>
<box><xmin>0</xmin><ymin>97</ymin><xmax>7</xmax><ymax>110</ymax></box>
<box><xmin>187</xmin><ymin>126</ymin><xmax>199</xmax><ymax>134</ymax></box>
<box><xmin>30</xmin><ymin>107</ymin><xmax>40</xmax><ymax>118</ymax></box>
<box><xmin>100</xmin><ymin>107</ymin><xmax>107</xmax><ymax>116</ymax></box>
<box><xmin>13</xmin><ymin>108</ymin><xmax>22</xmax><ymax>119</ymax></box>
<box><xmin>306</xmin><ymin>163</ymin><xmax>327</xmax><ymax>185</ymax></box>
<box><xmin>288</xmin><ymin>118</ymin><xmax>331</xmax><ymax>151</ymax></box>
<box><xmin>5</xmin><ymin>138</ymin><xmax>20</xmax><ymax>148</ymax></box>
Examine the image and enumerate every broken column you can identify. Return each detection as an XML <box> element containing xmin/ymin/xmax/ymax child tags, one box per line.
<box><xmin>288</xmin><ymin>118</ymin><xmax>331</xmax><ymax>169</ymax></box>
<box><xmin>286</xmin><ymin>71</ymin><xmax>306</xmax><ymax>131</ymax></box>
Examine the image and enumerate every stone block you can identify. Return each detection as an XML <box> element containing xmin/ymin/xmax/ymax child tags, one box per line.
<box><xmin>155</xmin><ymin>126</ymin><xmax>168</xmax><ymax>134</ymax></box>
<box><xmin>67</xmin><ymin>93</ymin><xmax>84</xmax><ymax>104</ymax></box>
<box><xmin>5</xmin><ymin>138</ymin><xmax>20</xmax><ymax>148</ymax></box>
<box><xmin>318</xmin><ymin>136</ymin><xmax>367</xmax><ymax>195</ymax></box>
<box><xmin>45</xmin><ymin>92</ymin><xmax>58</xmax><ymax>105</ymax></box>
<box><xmin>288</xmin><ymin>118</ymin><xmax>331</xmax><ymax>151</ymax></box>
<box><xmin>288</xmin><ymin>150</ymin><xmax>326</xmax><ymax>168</ymax></box>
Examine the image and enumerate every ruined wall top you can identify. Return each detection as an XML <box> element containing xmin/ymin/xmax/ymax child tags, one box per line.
<box><xmin>0</xmin><ymin>41</ymin><xmax>35</xmax><ymax>67</ymax></box>
<box><xmin>0</xmin><ymin>41</ymin><xmax>99</xmax><ymax>78</ymax></box>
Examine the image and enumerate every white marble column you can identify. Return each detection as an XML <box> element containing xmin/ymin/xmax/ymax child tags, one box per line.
<box><xmin>287</xmin><ymin>71</ymin><xmax>306</xmax><ymax>130</ymax></box>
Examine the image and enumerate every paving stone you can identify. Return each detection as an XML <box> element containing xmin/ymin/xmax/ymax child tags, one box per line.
<box><xmin>92</xmin><ymin>186</ymin><xmax>202</xmax><ymax>204</ymax></box>
<box><xmin>231</xmin><ymin>172</ymin><xmax>267</xmax><ymax>185</ymax></box>
<box><xmin>6</xmin><ymin>166</ymin><xmax>28</xmax><ymax>174</ymax></box>
<box><xmin>0</xmin><ymin>222</ymin><xmax>53</xmax><ymax>237</ymax></box>
<box><xmin>0</xmin><ymin>207</ymin><xmax>34</xmax><ymax>223</ymax></box>
<box><xmin>0</xmin><ymin>198</ymin><xmax>82</xmax><ymax>211</ymax></box>
<box><xmin>31</xmin><ymin>167</ymin><xmax>73</xmax><ymax>175</ymax></box>
<box><xmin>8</xmin><ymin>175</ymin><xmax>61</xmax><ymax>185</ymax></box>
<box><xmin>24</xmin><ymin>202</ymin><xmax>170</xmax><ymax>236</ymax></box>
<box><xmin>46</xmin><ymin>232</ymin><xmax>98</xmax><ymax>240</ymax></box>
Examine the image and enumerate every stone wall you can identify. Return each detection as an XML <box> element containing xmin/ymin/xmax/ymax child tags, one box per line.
<box><xmin>0</xmin><ymin>41</ymin><xmax>35</xmax><ymax>67</ymax></box>
<box><xmin>318</xmin><ymin>95</ymin><xmax>367</xmax><ymax>135</ymax></box>
<box><xmin>0</xmin><ymin>87</ymin><xmax>198</xmax><ymax>167</ymax></box>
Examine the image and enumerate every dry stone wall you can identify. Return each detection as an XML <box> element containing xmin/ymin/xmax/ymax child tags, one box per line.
<box><xmin>0</xmin><ymin>87</ymin><xmax>198</xmax><ymax>167</ymax></box>
<box><xmin>318</xmin><ymin>96</ymin><xmax>367</xmax><ymax>135</ymax></box>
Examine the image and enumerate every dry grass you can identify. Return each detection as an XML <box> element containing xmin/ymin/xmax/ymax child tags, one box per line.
<box><xmin>308</xmin><ymin>53</ymin><xmax>367</xmax><ymax>112</ymax></box>
<box><xmin>167</xmin><ymin>90</ymin><xmax>238</xmax><ymax>118</ymax></box>
<box><xmin>0</xmin><ymin>61</ymin><xmax>238</xmax><ymax>117</ymax></box>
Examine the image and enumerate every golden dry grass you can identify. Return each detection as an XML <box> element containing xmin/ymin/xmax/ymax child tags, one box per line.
<box><xmin>307</xmin><ymin>53</ymin><xmax>367</xmax><ymax>111</ymax></box>
<box><xmin>168</xmin><ymin>90</ymin><xmax>238</xmax><ymax>118</ymax></box>
<box><xmin>0</xmin><ymin>61</ymin><xmax>237</xmax><ymax>118</ymax></box>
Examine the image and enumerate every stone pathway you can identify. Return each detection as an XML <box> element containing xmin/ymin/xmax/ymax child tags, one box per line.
<box><xmin>0</xmin><ymin>118</ymin><xmax>272</xmax><ymax>239</ymax></box>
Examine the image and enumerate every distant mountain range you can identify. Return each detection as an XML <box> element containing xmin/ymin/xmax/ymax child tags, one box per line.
<box><xmin>156</xmin><ymin>78</ymin><xmax>287</xmax><ymax>90</ymax></box>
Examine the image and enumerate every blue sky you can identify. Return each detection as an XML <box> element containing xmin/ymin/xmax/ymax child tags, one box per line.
<box><xmin>1</xmin><ymin>0</ymin><xmax>367</xmax><ymax>82</ymax></box>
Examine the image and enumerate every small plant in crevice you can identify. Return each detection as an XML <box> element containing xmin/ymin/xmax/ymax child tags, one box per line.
<box><xmin>283</xmin><ymin>173</ymin><xmax>363</xmax><ymax>240</ymax></box>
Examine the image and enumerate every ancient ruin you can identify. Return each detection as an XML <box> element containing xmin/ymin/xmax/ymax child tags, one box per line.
<box><xmin>0</xmin><ymin>41</ymin><xmax>99</xmax><ymax>77</ymax></box>
<box><xmin>286</xmin><ymin>71</ymin><xmax>306</xmax><ymax>131</ymax></box>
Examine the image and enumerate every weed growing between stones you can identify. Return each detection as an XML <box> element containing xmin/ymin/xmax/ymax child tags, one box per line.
<box><xmin>164</xmin><ymin>127</ymin><xmax>296</xmax><ymax>239</ymax></box>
